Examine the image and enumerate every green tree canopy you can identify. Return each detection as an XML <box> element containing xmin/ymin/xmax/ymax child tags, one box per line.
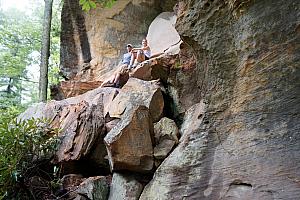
<box><xmin>0</xmin><ymin>0</ymin><xmax>62</xmax><ymax>109</ymax></box>
<box><xmin>0</xmin><ymin>8</ymin><xmax>42</xmax><ymax>108</ymax></box>
<box><xmin>79</xmin><ymin>0</ymin><xmax>117</xmax><ymax>11</ymax></box>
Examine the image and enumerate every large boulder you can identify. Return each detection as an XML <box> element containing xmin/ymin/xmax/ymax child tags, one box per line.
<box><xmin>129</xmin><ymin>54</ymin><xmax>178</xmax><ymax>83</ymax></box>
<box><xmin>75</xmin><ymin>176</ymin><xmax>110</xmax><ymax>200</ymax></box>
<box><xmin>153</xmin><ymin>117</ymin><xmax>179</xmax><ymax>160</ymax></box>
<box><xmin>53</xmin><ymin>80</ymin><xmax>102</xmax><ymax>99</ymax></box>
<box><xmin>104</xmin><ymin>106</ymin><xmax>154</xmax><ymax>172</ymax></box>
<box><xmin>107</xmin><ymin>78</ymin><xmax>164</xmax><ymax>122</ymax></box>
<box><xmin>108</xmin><ymin>173</ymin><xmax>143</xmax><ymax>200</ymax></box>
<box><xmin>19</xmin><ymin>87</ymin><xmax>119</xmax><ymax>171</ymax></box>
<box><xmin>55</xmin><ymin>99</ymin><xmax>105</xmax><ymax>162</ymax></box>
<box><xmin>147</xmin><ymin>12</ymin><xmax>182</xmax><ymax>56</ymax></box>
<box><xmin>19</xmin><ymin>87</ymin><xmax>119</xmax><ymax>123</ymax></box>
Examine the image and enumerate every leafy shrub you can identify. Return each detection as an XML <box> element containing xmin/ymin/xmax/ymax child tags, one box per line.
<box><xmin>79</xmin><ymin>0</ymin><xmax>118</xmax><ymax>11</ymax></box>
<box><xmin>0</xmin><ymin>114</ymin><xmax>60</xmax><ymax>199</ymax></box>
<box><xmin>0</xmin><ymin>106</ymin><xmax>25</xmax><ymax>124</ymax></box>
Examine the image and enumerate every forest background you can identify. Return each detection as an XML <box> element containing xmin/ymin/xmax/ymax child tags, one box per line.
<box><xmin>0</xmin><ymin>0</ymin><xmax>62</xmax><ymax>121</ymax></box>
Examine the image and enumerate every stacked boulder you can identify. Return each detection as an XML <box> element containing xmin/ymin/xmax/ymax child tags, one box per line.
<box><xmin>19</xmin><ymin>8</ymin><xmax>186</xmax><ymax>199</ymax></box>
<box><xmin>20</xmin><ymin>76</ymin><xmax>180</xmax><ymax>199</ymax></box>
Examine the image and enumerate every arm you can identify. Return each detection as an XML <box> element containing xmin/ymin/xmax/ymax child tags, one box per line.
<box><xmin>132</xmin><ymin>46</ymin><xmax>150</xmax><ymax>51</ymax></box>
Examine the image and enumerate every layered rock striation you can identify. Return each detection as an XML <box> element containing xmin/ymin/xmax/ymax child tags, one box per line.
<box><xmin>20</xmin><ymin>0</ymin><xmax>300</xmax><ymax>199</ymax></box>
<box><xmin>140</xmin><ymin>0</ymin><xmax>300</xmax><ymax>199</ymax></box>
<box><xmin>55</xmin><ymin>0</ymin><xmax>181</xmax><ymax>100</ymax></box>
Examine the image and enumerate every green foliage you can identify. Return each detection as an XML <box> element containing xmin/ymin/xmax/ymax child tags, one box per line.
<box><xmin>79</xmin><ymin>0</ymin><xmax>96</xmax><ymax>11</ymax></box>
<box><xmin>0</xmin><ymin>8</ymin><xmax>42</xmax><ymax>108</ymax></box>
<box><xmin>0</xmin><ymin>106</ymin><xmax>25</xmax><ymax>124</ymax></box>
<box><xmin>0</xmin><ymin>0</ymin><xmax>62</xmax><ymax>106</ymax></box>
<box><xmin>79</xmin><ymin>0</ymin><xmax>117</xmax><ymax>11</ymax></box>
<box><xmin>49</xmin><ymin>0</ymin><xmax>63</xmax><ymax>87</ymax></box>
<box><xmin>103</xmin><ymin>0</ymin><xmax>117</xmax><ymax>8</ymax></box>
<box><xmin>0</xmin><ymin>114</ymin><xmax>60</xmax><ymax>199</ymax></box>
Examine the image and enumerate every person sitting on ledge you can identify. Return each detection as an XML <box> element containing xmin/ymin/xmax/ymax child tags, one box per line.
<box><xmin>128</xmin><ymin>38</ymin><xmax>151</xmax><ymax>69</ymax></box>
<box><xmin>100</xmin><ymin>44</ymin><xmax>134</xmax><ymax>87</ymax></box>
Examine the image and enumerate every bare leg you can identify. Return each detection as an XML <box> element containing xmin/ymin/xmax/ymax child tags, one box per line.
<box><xmin>113</xmin><ymin>73</ymin><xmax>120</xmax><ymax>84</ymax></box>
<box><xmin>101</xmin><ymin>74</ymin><xmax>114</xmax><ymax>87</ymax></box>
<box><xmin>129</xmin><ymin>52</ymin><xmax>137</xmax><ymax>66</ymax></box>
<box><xmin>109</xmin><ymin>74</ymin><xmax>116</xmax><ymax>83</ymax></box>
<box><xmin>100</xmin><ymin>78</ymin><xmax>109</xmax><ymax>87</ymax></box>
<box><xmin>101</xmin><ymin>63</ymin><xmax>127</xmax><ymax>87</ymax></box>
<box><xmin>136</xmin><ymin>50</ymin><xmax>145</xmax><ymax>63</ymax></box>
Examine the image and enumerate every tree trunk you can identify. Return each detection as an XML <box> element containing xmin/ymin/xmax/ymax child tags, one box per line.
<box><xmin>39</xmin><ymin>0</ymin><xmax>53</xmax><ymax>102</ymax></box>
<box><xmin>6</xmin><ymin>78</ymin><xmax>12</xmax><ymax>95</ymax></box>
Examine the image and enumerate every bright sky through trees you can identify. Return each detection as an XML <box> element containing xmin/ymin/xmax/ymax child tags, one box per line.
<box><xmin>1</xmin><ymin>0</ymin><xmax>41</xmax><ymax>83</ymax></box>
<box><xmin>1</xmin><ymin>0</ymin><xmax>33</xmax><ymax>13</ymax></box>
<box><xmin>0</xmin><ymin>0</ymin><xmax>61</xmax><ymax>104</ymax></box>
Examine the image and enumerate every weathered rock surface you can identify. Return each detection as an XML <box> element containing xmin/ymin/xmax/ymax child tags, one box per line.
<box><xmin>20</xmin><ymin>0</ymin><xmax>300</xmax><ymax>199</ymax></box>
<box><xmin>153</xmin><ymin>117</ymin><xmax>179</xmax><ymax>160</ymax></box>
<box><xmin>54</xmin><ymin>0</ymin><xmax>181</xmax><ymax>100</ymax></box>
<box><xmin>53</xmin><ymin>0</ymin><xmax>182</xmax><ymax>101</ymax></box>
<box><xmin>53</xmin><ymin>80</ymin><xmax>102</xmax><ymax>99</ymax></box>
<box><xmin>147</xmin><ymin>12</ymin><xmax>182</xmax><ymax>56</ymax></box>
<box><xmin>75</xmin><ymin>176</ymin><xmax>110</xmax><ymax>200</ymax></box>
<box><xmin>107</xmin><ymin>78</ymin><xmax>164</xmax><ymax>122</ymax></box>
<box><xmin>60</xmin><ymin>174</ymin><xmax>85</xmax><ymax>199</ymax></box>
<box><xmin>154</xmin><ymin>117</ymin><xmax>179</xmax><ymax>144</ymax></box>
<box><xmin>128</xmin><ymin>39</ymin><xmax>197</xmax><ymax>118</ymax></box>
<box><xmin>60</xmin><ymin>0</ymin><xmax>162</xmax><ymax>80</ymax></box>
<box><xmin>140</xmin><ymin>0</ymin><xmax>300</xmax><ymax>199</ymax></box>
<box><xmin>20</xmin><ymin>87</ymin><xmax>119</xmax><ymax>172</ymax></box>
<box><xmin>108</xmin><ymin>173</ymin><xmax>143</xmax><ymax>200</ymax></box>
<box><xmin>179</xmin><ymin>100</ymin><xmax>207</xmax><ymax>138</ymax></box>
<box><xmin>139</xmin><ymin>101</ymin><xmax>207</xmax><ymax>200</ymax></box>
<box><xmin>130</xmin><ymin>54</ymin><xmax>178</xmax><ymax>83</ymax></box>
<box><xmin>165</xmin><ymin>42</ymin><xmax>197</xmax><ymax>117</ymax></box>
<box><xmin>55</xmin><ymin>99</ymin><xmax>104</xmax><ymax>162</ymax></box>
<box><xmin>104</xmin><ymin>106</ymin><xmax>154</xmax><ymax>172</ymax></box>
<box><xmin>19</xmin><ymin>87</ymin><xmax>119</xmax><ymax>123</ymax></box>
<box><xmin>105</xmin><ymin>118</ymin><xmax>121</xmax><ymax>133</ymax></box>
<box><xmin>153</xmin><ymin>139</ymin><xmax>175</xmax><ymax>160</ymax></box>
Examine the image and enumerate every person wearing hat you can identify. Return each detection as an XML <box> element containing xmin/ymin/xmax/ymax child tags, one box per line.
<box><xmin>122</xmin><ymin>44</ymin><xmax>133</xmax><ymax>65</ymax></box>
<box><xmin>101</xmin><ymin>44</ymin><xmax>133</xmax><ymax>87</ymax></box>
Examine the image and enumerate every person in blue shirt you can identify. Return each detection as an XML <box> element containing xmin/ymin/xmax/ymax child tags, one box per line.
<box><xmin>122</xmin><ymin>44</ymin><xmax>133</xmax><ymax>65</ymax></box>
<box><xmin>101</xmin><ymin>44</ymin><xmax>133</xmax><ymax>87</ymax></box>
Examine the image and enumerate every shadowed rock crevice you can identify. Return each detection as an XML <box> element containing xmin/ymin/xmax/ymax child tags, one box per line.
<box><xmin>60</xmin><ymin>0</ymin><xmax>78</xmax><ymax>79</ymax></box>
<box><xmin>59</xmin><ymin>160</ymin><xmax>110</xmax><ymax>177</ymax></box>
<box><xmin>229</xmin><ymin>181</ymin><xmax>252</xmax><ymax>188</ymax></box>
<box><xmin>61</xmin><ymin>0</ymin><xmax>92</xmax><ymax>79</ymax></box>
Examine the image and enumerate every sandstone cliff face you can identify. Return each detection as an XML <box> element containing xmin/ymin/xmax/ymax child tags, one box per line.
<box><xmin>140</xmin><ymin>0</ymin><xmax>300</xmax><ymax>199</ymax></box>
<box><xmin>21</xmin><ymin>0</ymin><xmax>300</xmax><ymax>199</ymax></box>
<box><xmin>56</xmin><ymin>0</ymin><xmax>178</xmax><ymax>99</ymax></box>
<box><xmin>60</xmin><ymin>0</ymin><xmax>177</xmax><ymax>80</ymax></box>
